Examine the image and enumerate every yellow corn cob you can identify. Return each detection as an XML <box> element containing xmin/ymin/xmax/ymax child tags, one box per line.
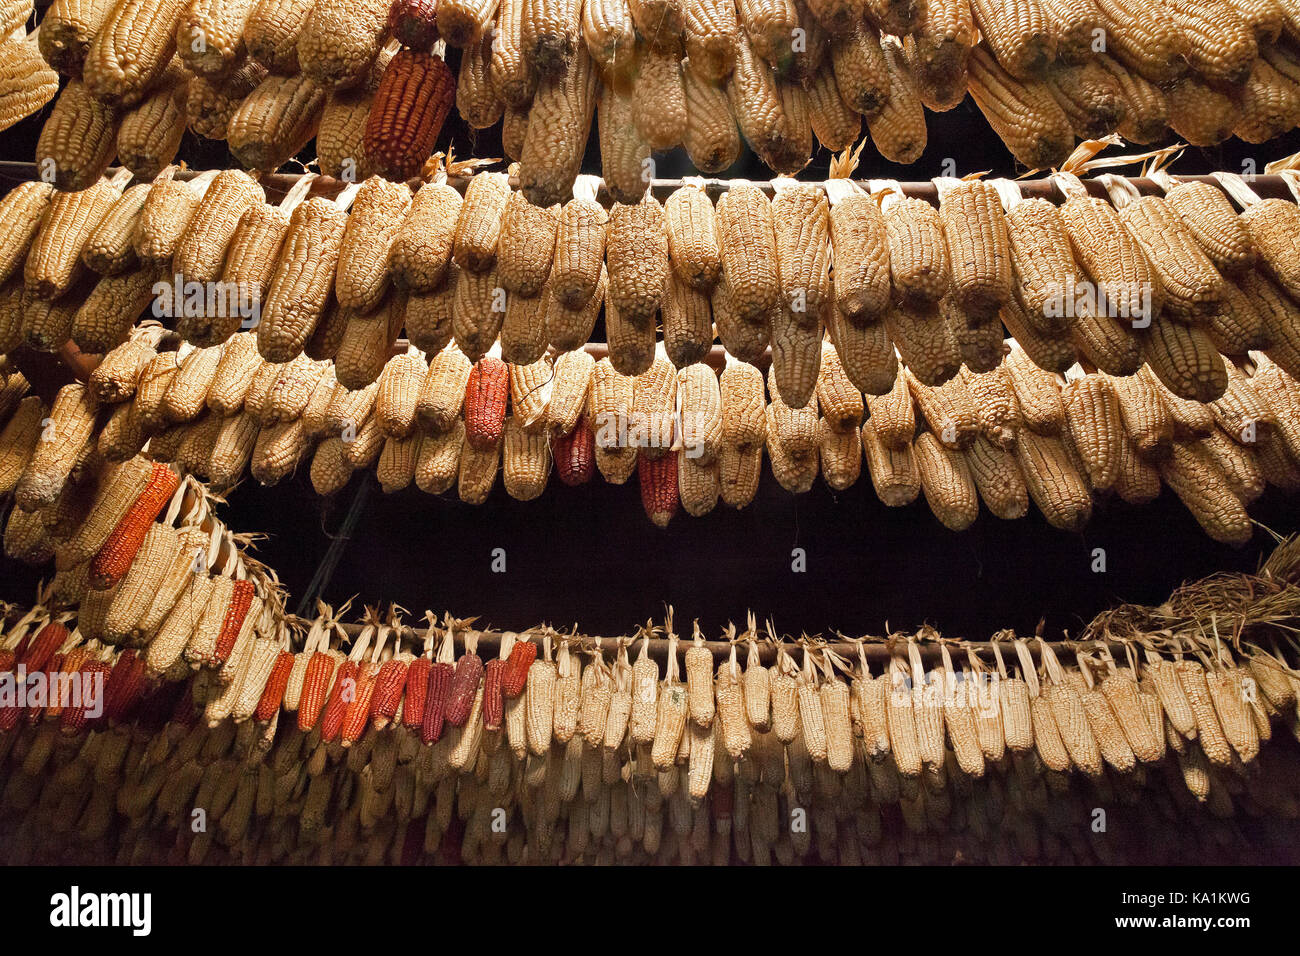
<box><xmin>868</xmin><ymin>36</ymin><xmax>927</xmax><ymax>164</ymax></box>
<box><xmin>39</xmin><ymin>0</ymin><xmax>116</xmax><ymax>77</ymax></box>
<box><xmin>257</xmin><ymin>198</ymin><xmax>348</xmax><ymax>362</ymax></box>
<box><xmin>938</xmin><ymin>179</ymin><xmax>1013</xmax><ymax>318</ymax></box>
<box><xmin>0</xmin><ymin>35</ymin><xmax>59</xmax><ymax>134</ymax></box>
<box><xmin>1015</xmin><ymin>428</ymin><xmax>1092</xmax><ymax>530</ymax></box>
<box><xmin>1092</xmin><ymin>54</ymin><xmax>1169</xmax><ymax>145</ymax></box>
<box><xmin>681</xmin><ymin>67</ymin><xmax>741</xmax><ymax>175</ymax></box>
<box><xmin>883</xmin><ymin>300</ymin><xmax>961</xmax><ymax>386</ymax></box>
<box><xmin>1140</xmin><ymin>319</ymin><xmax>1227</xmax><ymax>404</ymax></box>
<box><xmin>84</xmin><ymin>0</ymin><xmax>190</xmax><ymax>105</ymax></box>
<box><xmin>186</xmin><ymin>60</ymin><xmax>268</xmax><ymax>140</ymax></box>
<box><xmin>826</xmin><ymin>301</ymin><xmax>899</xmax><ymax>396</ymax></box>
<box><xmin>116</xmin><ymin>61</ymin><xmax>189</xmax><ymax>180</ymax></box>
<box><xmin>1092</xmin><ymin>0</ymin><xmax>1190</xmax><ymax>84</ymax></box>
<box><xmin>1061</xmin><ymin>374</ymin><xmax>1121</xmax><ymax>489</ymax></box>
<box><xmin>1041</xmin><ymin>60</ymin><xmax>1126</xmax><ymax>140</ymax></box>
<box><xmin>227</xmin><ymin>73</ymin><xmax>326</xmax><ymax>172</ymax></box>
<box><xmin>726</xmin><ymin>36</ymin><xmax>794</xmax><ymax>172</ymax></box>
<box><xmin>173</xmin><ymin>169</ymin><xmax>265</xmax><ymax>291</ymax></box>
<box><xmin>518</xmin><ymin>47</ymin><xmax>597</xmax><ymax>208</ymax></box>
<box><xmin>35</xmin><ymin>80</ymin><xmax>119</xmax><ymax>192</ymax></box>
<box><xmin>297</xmin><ymin>0</ymin><xmax>389</xmax><ymax>87</ymax></box>
<box><xmin>72</xmin><ymin>265</ymin><xmax>164</xmax><ymax>355</ymax></box>
<box><xmin>1164</xmin><ymin>75</ymin><xmax>1234</xmax><ymax>146</ymax></box>
<box><xmin>414</xmin><ymin>418</ymin><xmax>464</xmax><ymax>493</ymax></box>
<box><xmin>15</xmin><ymin>382</ymin><xmax>98</xmax><ymax>511</ymax></box>
<box><xmin>606</xmin><ymin>197</ymin><xmax>668</xmax><ymax>332</ymax></box>
<box><xmin>912</xmin><ymin>431</ymin><xmax>978</xmax><ymax>529</ymax></box>
<box><xmin>1158</xmin><ymin>441</ymin><xmax>1253</xmax><ymax>545</ymax></box>
<box><xmin>336</xmin><ymin>294</ymin><xmax>406</xmax><ymax>388</ymax></box>
<box><xmin>966</xmin><ymin>44</ymin><xmax>1073</xmax><ymax>168</ymax></box>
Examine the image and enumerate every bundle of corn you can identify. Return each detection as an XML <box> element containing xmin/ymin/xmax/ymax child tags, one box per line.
<box><xmin>5</xmin><ymin>526</ymin><xmax>1300</xmax><ymax>864</ymax></box>
<box><xmin>26</xmin><ymin>0</ymin><xmax>1300</xmax><ymax>187</ymax></box>
<box><xmin>5</xmin><ymin>163</ymin><xmax>1300</xmax><ymax>396</ymax></box>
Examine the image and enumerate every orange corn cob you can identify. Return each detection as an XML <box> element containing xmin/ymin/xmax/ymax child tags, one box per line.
<box><xmin>297</xmin><ymin>651</ymin><xmax>338</xmax><ymax>731</ymax></box>
<box><xmin>341</xmin><ymin>660</ymin><xmax>380</xmax><ymax>745</ymax></box>
<box><xmin>555</xmin><ymin>414</ymin><xmax>595</xmax><ymax>486</ymax></box>
<box><xmin>502</xmin><ymin>638</ymin><xmax>537</xmax><ymax>697</ymax></box>
<box><xmin>483</xmin><ymin>656</ymin><xmax>505</xmax><ymax>729</ymax></box>
<box><xmin>403</xmin><ymin>656</ymin><xmax>431</xmax><ymax>729</ymax></box>
<box><xmin>371</xmin><ymin>658</ymin><xmax>409</xmax><ymax>729</ymax></box>
<box><xmin>87</xmin><ymin>463</ymin><xmax>181</xmax><ymax>591</ymax></box>
<box><xmin>422</xmin><ymin>659</ymin><xmax>453</xmax><ymax>742</ymax></box>
<box><xmin>464</xmin><ymin>357</ymin><xmax>509</xmax><ymax>450</ymax></box>
<box><xmin>214</xmin><ymin>580</ymin><xmax>256</xmax><ymax>665</ymax></box>
<box><xmin>318</xmin><ymin>659</ymin><xmax>358</xmax><ymax>742</ymax></box>
<box><xmin>29</xmin><ymin>652</ymin><xmax>67</xmax><ymax>723</ymax></box>
<box><xmin>640</xmin><ymin>451</ymin><xmax>679</xmax><ymax>527</ymax></box>
<box><xmin>255</xmin><ymin>652</ymin><xmax>296</xmax><ymax>722</ymax></box>
<box><xmin>445</xmin><ymin>646</ymin><xmax>482</xmax><ymax>726</ymax></box>
<box><xmin>21</xmin><ymin>621</ymin><xmax>70</xmax><ymax>674</ymax></box>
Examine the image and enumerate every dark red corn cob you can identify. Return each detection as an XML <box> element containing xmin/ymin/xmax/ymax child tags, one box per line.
<box><xmin>501</xmin><ymin>639</ymin><xmax>535</xmax><ymax>698</ymax></box>
<box><xmin>388</xmin><ymin>0</ymin><xmax>440</xmax><ymax>51</ymax></box>
<box><xmin>104</xmin><ymin>649</ymin><xmax>149</xmax><ymax>725</ymax></box>
<box><xmin>639</xmin><ymin>451</ymin><xmax>679</xmax><ymax>528</ymax></box>
<box><xmin>170</xmin><ymin>678</ymin><xmax>198</xmax><ymax>727</ymax></box>
<box><xmin>444</xmin><ymin>648</ymin><xmax>483</xmax><ymax>727</ymax></box>
<box><xmin>255</xmin><ymin>651</ymin><xmax>295</xmax><ymax>722</ymax></box>
<box><xmin>87</xmin><ymin>462</ymin><xmax>181</xmax><ymax>590</ymax></box>
<box><xmin>482</xmin><ymin>657</ymin><xmax>505</xmax><ymax>730</ymax></box>
<box><xmin>21</xmin><ymin>620</ymin><xmax>69</xmax><ymax>674</ymax></box>
<box><xmin>214</xmin><ymin>580</ymin><xmax>256</xmax><ymax>666</ymax></box>
<box><xmin>341</xmin><ymin>661</ymin><xmax>380</xmax><ymax>745</ymax></box>
<box><xmin>319</xmin><ymin>660</ymin><xmax>359</xmax><ymax>743</ymax></box>
<box><xmin>371</xmin><ymin>658</ymin><xmax>409</xmax><ymax>730</ymax></box>
<box><xmin>364</xmin><ymin>50</ymin><xmax>456</xmax><ymax>182</ymax></box>
<box><xmin>402</xmin><ymin>657</ymin><xmax>431</xmax><ymax>730</ymax></box>
<box><xmin>62</xmin><ymin>660</ymin><xmax>111</xmax><ymax>734</ymax></box>
<box><xmin>555</xmin><ymin>414</ymin><xmax>595</xmax><ymax>486</ymax></box>
<box><xmin>421</xmin><ymin>660</ymin><xmax>453</xmax><ymax>743</ymax></box>
<box><xmin>463</xmin><ymin>357</ymin><xmax>509</xmax><ymax>450</ymax></box>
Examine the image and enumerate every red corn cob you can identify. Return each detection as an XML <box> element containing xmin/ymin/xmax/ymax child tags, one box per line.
<box><xmin>10</xmin><ymin>634</ymin><xmax>30</xmax><ymax>663</ymax></box>
<box><xmin>482</xmin><ymin>657</ymin><xmax>505</xmax><ymax>730</ymax></box>
<box><xmin>87</xmin><ymin>463</ymin><xmax>181</xmax><ymax>590</ymax></box>
<box><xmin>421</xmin><ymin>660</ymin><xmax>453</xmax><ymax>743</ymax></box>
<box><xmin>444</xmin><ymin>647</ymin><xmax>483</xmax><ymax>726</ymax></box>
<box><xmin>0</xmin><ymin>648</ymin><xmax>21</xmax><ymax>730</ymax></box>
<box><xmin>388</xmin><ymin>0</ymin><xmax>440</xmax><ymax>50</ymax></box>
<box><xmin>639</xmin><ymin>451</ymin><xmax>679</xmax><ymax>527</ymax></box>
<box><xmin>370</xmin><ymin>658</ymin><xmax>409</xmax><ymax>730</ymax></box>
<box><xmin>62</xmin><ymin>660</ymin><xmax>111</xmax><ymax>734</ymax></box>
<box><xmin>555</xmin><ymin>414</ymin><xmax>595</xmax><ymax>486</ymax></box>
<box><xmin>463</xmin><ymin>357</ymin><xmax>509</xmax><ymax>450</ymax></box>
<box><xmin>402</xmin><ymin>656</ymin><xmax>431</xmax><ymax>730</ymax></box>
<box><xmin>21</xmin><ymin>621</ymin><xmax>69</xmax><ymax>674</ymax></box>
<box><xmin>319</xmin><ymin>659</ymin><xmax>359</xmax><ymax>742</ymax></box>
<box><xmin>364</xmin><ymin>50</ymin><xmax>457</xmax><ymax>181</ymax></box>
<box><xmin>255</xmin><ymin>651</ymin><xmax>296</xmax><ymax>722</ymax></box>
<box><xmin>214</xmin><ymin>580</ymin><xmax>256</xmax><ymax>666</ymax></box>
<box><xmin>501</xmin><ymin>639</ymin><xmax>535</xmax><ymax>698</ymax></box>
<box><xmin>297</xmin><ymin>652</ymin><xmax>337</xmax><ymax>732</ymax></box>
<box><xmin>341</xmin><ymin>661</ymin><xmax>380</xmax><ymax>745</ymax></box>
<box><xmin>0</xmin><ymin>649</ymin><xmax>14</xmax><ymax>673</ymax></box>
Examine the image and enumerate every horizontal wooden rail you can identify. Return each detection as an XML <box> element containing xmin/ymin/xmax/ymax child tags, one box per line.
<box><xmin>1</xmin><ymin>162</ymin><xmax>1297</xmax><ymax>207</ymax></box>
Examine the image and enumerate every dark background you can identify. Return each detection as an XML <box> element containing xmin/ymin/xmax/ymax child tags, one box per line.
<box><xmin>3</xmin><ymin>59</ymin><xmax>1300</xmax><ymax>640</ymax></box>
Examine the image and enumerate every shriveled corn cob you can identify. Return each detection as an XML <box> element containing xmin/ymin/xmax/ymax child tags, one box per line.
<box><xmin>517</xmin><ymin>47</ymin><xmax>597</xmax><ymax>208</ymax></box>
<box><xmin>297</xmin><ymin>0</ymin><xmax>391</xmax><ymax>88</ymax></box>
<box><xmin>227</xmin><ymin>73</ymin><xmax>326</xmax><ymax>172</ymax></box>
